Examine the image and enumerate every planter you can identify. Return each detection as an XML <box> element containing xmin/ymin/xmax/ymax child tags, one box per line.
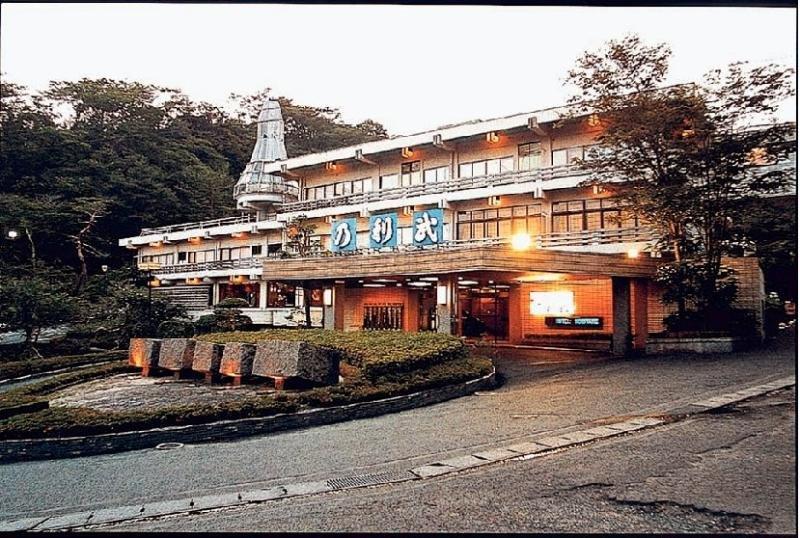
<box><xmin>646</xmin><ymin>336</ymin><xmax>742</xmax><ymax>354</ymax></box>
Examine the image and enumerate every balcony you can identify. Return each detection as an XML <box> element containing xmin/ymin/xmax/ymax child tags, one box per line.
<box><xmin>146</xmin><ymin>254</ymin><xmax>281</xmax><ymax>277</ymax></box>
<box><xmin>233</xmin><ymin>181</ymin><xmax>300</xmax><ymax>198</ymax></box>
<box><xmin>140</xmin><ymin>214</ymin><xmax>262</xmax><ymax>236</ymax></box>
<box><xmin>282</xmin><ymin>164</ymin><xmax>590</xmax><ymax>214</ymax></box>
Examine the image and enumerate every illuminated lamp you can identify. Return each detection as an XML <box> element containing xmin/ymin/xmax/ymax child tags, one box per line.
<box><xmin>627</xmin><ymin>248</ymin><xmax>640</xmax><ymax>259</ymax></box>
<box><xmin>363</xmin><ymin>283</ymin><xmax>385</xmax><ymax>288</ymax></box>
<box><xmin>419</xmin><ymin>277</ymin><xmax>439</xmax><ymax>282</ymax></box>
<box><xmin>325</xmin><ymin>161</ymin><xmax>337</xmax><ymax>171</ymax></box>
<box><xmin>486</xmin><ymin>132</ymin><xmax>499</xmax><ymax>143</ymax></box>
<box><xmin>373</xmin><ymin>278</ymin><xmax>397</xmax><ymax>283</ymax></box>
<box><xmin>488</xmin><ymin>196</ymin><xmax>501</xmax><ymax>207</ymax></box>
<box><xmin>5</xmin><ymin>229</ymin><xmax>19</xmax><ymax>240</ymax></box>
<box><xmin>149</xmin><ymin>278</ymin><xmax>161</xmax><ymax>287</ymax></box>
<box><xmin>511</xmin><ymin>233</ymin><xmax>532</xmax><ymax>251</ymax></box>
<box><xmin>402</xmin><ymin>206</ymin><xmax>413</xmax><ymax>216</ymax></box>
<box><xmin>458</xmin><ymin>280</ymin><xmax>479</xmax><ymax>286</ymax></box>
<box><xmin>592</xmin><ymin>184</ymin><xmax>605</xmax><ymax>195</ymax></box>
<box><xmin>401</xmin><ymin>147</ymin><xmax>414</xmax><ymax>159</ymax></box>
<box><xmin>323</xmin><ymin>288</ymin><xmax>333</xmax><ymax>306</ymax></box>
<box><xmin>437</xmin><ymin>285</ymin><xmax>448</xmax><ymax>305</ymax></box>
<box><xmin>587</xmin><ymin>114</ymin><xmax>600</xmax><ymax>127</ymax></box>
<box><xmin>188</xmin><ymin>236</ymin><xmax>202</xmax><ymax>244</ymax></box>
<box><xmin>231</xmin><ymin>232</ymin><xmax>246</xmax><ymax>239</ymax></box>
<box><xmin>148</xmin><ymin>241</ymin><xmax>162</xmax><ymax>248</ymax></box>
<box><xmin>325</xmin><ymin>215</ymin><xmax>335</xmax><ymax>224</ymax></box>
<box><xmin>407</xmin><ymin>281</ymin><xmax>431</xmax><ymax>287</ymax></box>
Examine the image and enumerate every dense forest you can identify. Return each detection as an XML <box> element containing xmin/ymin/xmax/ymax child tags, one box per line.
<box><xmin>0</xmin><ymin>79</ymin><xmax>388</xmax><ymax>276</ymax></box>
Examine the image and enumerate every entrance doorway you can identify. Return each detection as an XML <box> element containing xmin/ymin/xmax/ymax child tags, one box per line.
<box><xmin>418</xmin><ymin>288</ymin><xmax>438</xmax><ymax>332</ymax></box>
<box><xmin>458</xmin><ymin>285</ymin><xmax>509</xmax><ymax>340</ymax></box>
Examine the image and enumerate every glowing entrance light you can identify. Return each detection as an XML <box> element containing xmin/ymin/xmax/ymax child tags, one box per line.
<box><xmin>627</xmin><ymin>248</ymin><xmax>640</xmax><ymax>259</ymax></box>
<box><xmin>511</xmin><ymin>233</ymin><xmax>532</xmax><ymax>251</ymax></box>
<box><xmin>530</xmin><ymin>291</ymin><xmax>575</xmax><ymax>316</ymax></box>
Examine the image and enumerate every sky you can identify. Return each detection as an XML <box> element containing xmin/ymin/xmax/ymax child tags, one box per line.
<box><xmin>1</xmin><ymin>3</ymin><xmax>796</xmax><ymax>135</ymax></box>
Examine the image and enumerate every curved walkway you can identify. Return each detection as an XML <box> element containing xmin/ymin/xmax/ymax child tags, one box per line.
<box><xmin>0</xmin><ymin>334</ymin><xmax>795</xmax><ymax>520</ymax></box>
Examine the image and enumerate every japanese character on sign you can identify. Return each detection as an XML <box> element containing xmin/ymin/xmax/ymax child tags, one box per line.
<box><xmin>330</xmin><ymin>218</ymin><xmax>356</xmax><ymax>252</ymax></box>
<box><xmin>369</xmin><ymin>213</ymin><xmax>397</xmax><ymax>249</ymax></box>
<box><xmin>413</xmin><ymin>209</ymin><xmax>444</xmax><ymax>246</ymax></box>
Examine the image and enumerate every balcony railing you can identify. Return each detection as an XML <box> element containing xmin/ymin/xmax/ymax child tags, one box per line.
<box><xmin>282</xmin><ymin>164</ymin><xmax>590</xmax><ymax>214</ymax></box>
<box><xmin>140</xmin><ymin>214</ymin><xmax>261</xmax><ymax>236</ymax></box>
<box><xmin>146</xmin><ymin>226</ymin><xmax>657</xmax><ymax>276</ymax></box>
<box><xmin>233</xmin><ymin>181</ymin><xmax>300</xmax><ymax>198</ymax></box>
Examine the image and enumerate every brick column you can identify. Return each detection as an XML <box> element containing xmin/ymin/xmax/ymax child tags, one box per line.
<box><xmin>611</xmin><ymin>277</ymin><xmax>632</xmax><ymax>357</ymax></box>
<box><xmin>631</xmin><ymin>279</ymin><xmax>648</xmax><ymax>352</ymax></box>
<box><xmin>436</xmin><ymin>276</ymin><xmax>456</xmax><ymax>335</ymax></box>
<box><xmin>507</xmin><ymin>284</ymin><xmax>523</xmax><ymax>344</ymax></box>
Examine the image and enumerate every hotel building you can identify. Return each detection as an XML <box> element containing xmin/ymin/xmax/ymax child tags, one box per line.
<box><xmin>119</xmin><ymin>97</ymin><xmax>792</xmax><ymax>354</ymax></box>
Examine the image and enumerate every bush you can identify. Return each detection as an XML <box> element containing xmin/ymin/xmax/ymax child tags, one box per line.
<box><xmin>158</xmin><ymin>319</ymin><xmax>195</xmax><ymax>338</ymax></box>
<box><xmin>198</xmin><ymin>329</ymin><xmax>468</xmax><ymax>380</ymax></box>
<box><xmin>663</xmin><ymin>307</ymin><xmax>758</xmax><ymax>337</ymax></box>
<box><xmin>193</xmin><ymin>301</ymin><xmax>253</xmax><ymax>334</ymax></box>
<box><xmin>216</xmin><ymin>298</ymin><xmax>251</xmax><ymax>309</ymax></box>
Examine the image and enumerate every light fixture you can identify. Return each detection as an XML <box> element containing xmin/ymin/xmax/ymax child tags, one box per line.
<box><xmin>148</xmin><ymin>241</ymin><xmax>162</xmax><ymax>248</ymax></box>
<box><xmin>437</xmin><ymin>285</ymin><xmax>448</xmax><ymax>305</ymax></box>
<box><xmin>101</xmin><ymin>265</ymin><xmax>109</xmax><ymax>273</ymax></box>
<box><xmin>511</xmin><ymin>233</ymin><xmax>532</xmax><ymax>251</ymax></box>
<box><xmin>518</xmin><ymin>273</ymin><xmax>563</xmax><ymax>282</ymax></box>
<box><xmin>486</xmin><ymin>131</ymin><xmax>499</xmax><ymax>143</ymax></box>
<box><xmin>188</xmin><ymin>236</ymin><xmax>202</xmax><ymax>244</ymax></box>
<box><xmin>373</xmin><ymin>278</ymin><xmax>397</xmax><ymax>284</ymax></box>
<box><xmin>363</xmin><ymin>283</ymin><xmax>385</xmax><ymax>288</ymax></box>
<box><xmin>407</xmin><ymin>281</ymin><xmax>431</xmax><ymax>287</ymax></box>
<box><xmin>587</xmin><ymin>114</ymin><xmax>600</xmax><ymax>127</ymax></box>
<box><xmin>231</xmin><ymin>232</ymin><xmax>246</xmax><ymax>239</ymax></box>
<box><xmin>323</xmin><ymin>288</ymin><xmax>333</xmax><ymax>306</ymax></box>
<box><xmin>488</xmin><ymin>195</ymin><xmax>501</xmax><ymax>206</ymax></box>
<box><xmin>419</xmin><ymin>277</ymin><xmax>439</xmax><ymax>282</ymax></box>
<box><xmin>592</xmin><ymin>184</ymin><xmax>604</xmax><ymax>195</ymax></box>
<box><xmin>402</xmin><ymin>206</ymin><xmax>413</xmax><ymax>216</ymax></box>
<box><xmin>326</xmin><ymin>161</ymin><xmax>337</xmax><ymax>171</ymax></box>
<box><xmin>627</xmin><ymin>248</ymin><xmax>640</xmax><ymax>259</ymax></box>
<box><xmin>458</xmin><ymin>280</ymin><xmax>479</xmax><ymax>286</ymax></box>
<box><xmin>401</xmin><ymin>147</ymin><xmax>414</xmax><ymax>159</ymax></box>
<box><xmin>5</xmin><ymin>229</ymin><xmax>19</xmax><ymax>240</ymax></box>
<box><xmin>149</xmin><ymin>278</ymin><xmax>161</xmax><ymax>287</ymax></box>
<box><xmin>358</xmin><ymin>279</ymin><xmax>365</xmax><ymax>283</ymax></box>
<box><xmin>396</xmin><ymin>283</ymin><xmax>403</xmax><ymax>287</ymax></box>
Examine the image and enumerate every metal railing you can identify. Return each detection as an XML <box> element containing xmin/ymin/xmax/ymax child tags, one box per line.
<box><xmin>140</xmin><ymin>214</ymin><xmax>258</xmax><ymax>236</ymax></box>
<box><xmin>148</xmin><ymin>254</ymin><xmax>281</xmax><ymax>275</ymax></box>
<box><xmin>233</xmin><ymin>181</ymin><xmax>300</xmax><ymax>198</ymax></box>
<box><xmin>282</xmin><ymin>164</ymin><xmax>591</xmax><ymax>213</ymax></box>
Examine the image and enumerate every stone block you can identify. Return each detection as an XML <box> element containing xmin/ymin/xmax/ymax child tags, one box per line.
<box><xmin>191</xmin><ymin>341</ymin><xmax>224</xmax><ymax>374</ymax></box>
<box><xmin>128</xmin><ymin>338</ymin><xmax>161</xmax><ymax>368</ymax></box>
<box><xmin>220</xmin><ymin>342</ymin><xmax>256</xmax><ymax>377</ymax></box>
<box><xmin>252</xmin><ymin>340</ymin><xmax>339</xmax><ymax>385</ymax></box>
<box><xmin>157</xmin><ymin>338</ymin><xmax>196</xmax><ymax>371</ymax></box>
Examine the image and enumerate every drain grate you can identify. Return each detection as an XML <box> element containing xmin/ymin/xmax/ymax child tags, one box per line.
<box><xmin>155</xmin><ymin>442</ymin><xmax>184</xmax><ymax>450</ymax></box>
<box><xmin>326</xmin><ymin>470</ymin><xmax>415</xmax><ymax>491</ymax></box>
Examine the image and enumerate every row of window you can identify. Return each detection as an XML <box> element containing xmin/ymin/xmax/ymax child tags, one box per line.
<box><xmin>302</xmin><ymin>143</ymin><xmax>595</xmax><ymax>201</ymax></box>
<box><xmin>216</xmin><ymin>282</ymin><xmax>327</xmax><ymax>309</ymax></box>
<box><xmin>142</xmin><ymin>245</ymin><xmax>279</xmax><ymax>266</ymax></box>
<box><xmin>551</xmin><ymin>198</ymin><xmax>639</xmax><ymax>233</ymax></box>
<box><xmin>457</xmin><ymin>204</ymin><xmax>545</xmax><ymax>240</ymax></box>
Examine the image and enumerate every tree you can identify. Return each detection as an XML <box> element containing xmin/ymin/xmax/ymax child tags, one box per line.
<box><xmin>0</xmin><ymin>267</ymin><xmax>81</xmax><ymax>356</ymax></box>
<box><xmin>284</xmin><ymin>215</ymin><xmax>318</xmax><ymax>328</ymax></box>
<box><xmin>564</xmin><ymin>34</ymin><xmax>795</xmax><ymax>326</ymax></box>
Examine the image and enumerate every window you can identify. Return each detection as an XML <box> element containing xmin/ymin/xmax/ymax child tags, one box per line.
<box><xmin>458</xmin><ymin>157</ymin><xmax>514</xmax><ymax>178</ymax></box>
<box><xmin>423</xmin><ymin>166</ymin><xmax>450</xmax><ymax>184</ymax></box>
<box><xmin>401</xmin><ymin>161</ymin><xmax>422</xmax><ymax>187</ymax></box>
<box><xmin>219</xmin><ymin>283</ymin><xmax>260</xmax><ymax>308</ymax></box>
<box><xmin>519</xmin><ymin>142</ymin><xmax>543</xmax><ymax>171</ymax></box>
<box><xmin>267</xmin><ymin>282</ymin><xmax>296</xmax><ymax>307</ymax></box>
<box><xmin>251</xmin><ymin>245</ymin><xmax>263</xmax><ymax>256</ymax></box>
<box><xmin>552</xmin><ymin>146</ymin><xmax>586</xmax><ymax>166</ymax></box>
<box><xmin>187</xmin><ymin>250</ymin><xmax>214</xmax><ymax>263</ymax></box>
<box><xmin>140</xmin><ymin>253</ymin><xmax>174</xmax><ymax>266</ymax></box>
<box><xmin>380</xmin><ymin>173</ymin><xmax>399</xmax><ymax>189</ymax></box>
<box><xmin>457</xmin><ymin>204</ymin><xmax>544</xmax><ymax>240</ymax></box>
<box><xmin>177</xmin><ymin>252</ymin><xmax>187</xmax><ymax>263</ymax></box>
<box><xmin>219</xmin><ymin>246</ymin><xmax>251</xmax><ymax>261</ymax></box>
<box><xmin>550</xmin><ymin>197</ymin><xmax>637</xmax><ymax>232</ymax></box>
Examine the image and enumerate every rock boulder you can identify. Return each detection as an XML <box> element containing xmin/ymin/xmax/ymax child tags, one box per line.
<box><xmin>192</xmin><ymin>341</ymin><xmax>224</xmax><ymax>374</ymax></box>
<box><xmin>157</xmin><ymin>338</ymin><xmax>196</xmax><ymax>371</ymax></box>
<box><xmin>128</xmin><ymin>338</ymin><xmax>161</xmax><ymax>369</ymax></box>
<box><xmin>219</xmin><ymin>342</ymin><xmax>256</xmax><ymax>377</ymax></box>
<box><xmin>252</xmin><ymin>340</ymin><xmax>339</xmax><ymax>385</ymax></box>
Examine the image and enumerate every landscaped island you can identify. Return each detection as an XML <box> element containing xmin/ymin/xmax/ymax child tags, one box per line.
<box><xmin>0</xmin><ymin>331</ymin><xmax>492</xmax><ymax>440</ymax></box>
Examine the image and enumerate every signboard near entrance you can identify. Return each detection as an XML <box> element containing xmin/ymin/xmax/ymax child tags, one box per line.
<box><xmin>545</xmin><ymin>316</ymin><xmax>603</xmax><ymax>329</ymax></box>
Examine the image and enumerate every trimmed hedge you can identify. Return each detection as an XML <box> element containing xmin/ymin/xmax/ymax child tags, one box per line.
<box><xmin>0</xmin><ymin>350</ymin><xmax>127</xmax><ymax>381</ymax></box>
<box><xmin>198</xmin><ymin>329</ymin><xmax>468</xmax><ymax>380</ymax></box>
<box><xmin>0</xmin><ymin>356</ymin><xmax>492</xmax><ymax>440</ymax></box>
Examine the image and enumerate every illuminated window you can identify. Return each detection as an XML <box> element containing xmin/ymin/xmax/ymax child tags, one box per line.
<box><xmin>530</xmin><ymin>291</ymin><xmax>575</xmax><ymax>315</ymax></box>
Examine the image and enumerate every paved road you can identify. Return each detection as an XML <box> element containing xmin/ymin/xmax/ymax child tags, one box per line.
<box><xmin>112</xmin><ymin>386</ymin><xmax>797</xmax><ymax>533</ymax></box>
<box><xmin>0</xmin><ymin>334</ymin><xmax>795</xmax><ymax>522</ymax></box>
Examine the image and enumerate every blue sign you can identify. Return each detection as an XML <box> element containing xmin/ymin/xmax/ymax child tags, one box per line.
<box><xmin>369</xmin><ymin>213</ymin><xmax>398</xmax><ymax>249</ymax></box>
<box><xmin>330</xmin><ymin>218</ymin><xmax>357</xmax><ymax>252</ymax></box>
<box><xmin>413</xmin><ymin>208</ymin><xmax>444</xmax><ymax>246</ymax></box>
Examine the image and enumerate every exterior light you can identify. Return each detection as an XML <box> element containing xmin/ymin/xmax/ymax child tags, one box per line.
<box><xmin>402</xmin><ymin>206</ymin><xmax>413</xmax><ymax>216</ymax></box>
<box><xmin>592</xmin><ymin>184</ymin><xmax>604</xmax><ymax>195</ymax></box>
<box><xmin>458</xmin><ymin>280</ymin><xmax>479</xmax><ymax>286</ymax></box>
<box><xmin>486</xmin><ymin>132</ymin><xmax>499</xmax><ymax>143</ymax></box>
<box><xmin>148</xmin><ymin>241</ymin><xmax>162</xmax><ymax>248</ymax></box>
<box><xmin>511</xmin><ymin>233</ymin><xmax>532</xmax><ymax>251</ymax></box>
<box><xmin>5</xmin><ymin>229</ymin><xmax>19</xmax><ymax>240</ymax></box>
<box><xmin>488</xmin><ymin>196</ymin><xmax>501</xmax><ymax>206</ymax></box>
<box><xmin>101</xmin><ymin>265</ymin><xmax>109</xmax><ymax>273</ymax></box>
<box><xmin>407</xmin><ymin>281</ymin><xmax>431</xmax><ymax>287</ymax></box>
<box><xmin>188</xmin><ymin>236</ymin><xmax>202</xmax><ymax>244</ymax></box>
<box><xmin>149</xmin><ymin>278</ymin><xmax>161</xmax><ymax>287</ymax></box>
<box><xmin>587</xmin><ymin>114</ymin><xmax>600</xmax><ymax>127</ymax></box>
<box><xmin>363</xmin><ymin>283</ymin><xmax>385</xmax><ymax>288</ymax></box>
<box><xmin>326</xmin><ymin>161</ymin><xmax>337</xmax><ymax>171</ymax></box>
<box><xmin>681</xmin><ymin>129</ymin><xmax>695</xmax><ymax>138</ymax></box>
<box><xmin>231</xmin><ymin>232</ymin><xmax>246</xmax><ymax>239</ymax></box>
<box><xmin>627</xmin><ymin>248</ymin><xmax>640</xmax><ymax>259</ymax></box>
<box><xmin>401</xmin><ymin>147</ymin><xmax>414</xmax><ymax>159</ymax></box>
<box><xmin>437</xmin><ymin>285</ymin><xmax>448</xmax><ymax>305</ymax></box>
<box><xmin>419</xmin><ymin>276</ymin><xmax>439</xmax><ymax>282</ymax></box>
<box><xmin>323</xmin><ymin>288</ymin><xmax>333</xmax><ymax>306</ymax></box>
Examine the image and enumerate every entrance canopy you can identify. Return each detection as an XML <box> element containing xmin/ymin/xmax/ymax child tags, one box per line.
<box><xmin>261</xmin><ymin>244</ymin><xmax>661</xmax><ymax>282</ymax></box>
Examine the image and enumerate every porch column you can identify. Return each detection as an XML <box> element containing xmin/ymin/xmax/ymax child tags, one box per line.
<box><xmin>507</xmin><ymin>284</ymin><xmax>523</xmax><ymax>344</ymax></box>
<box><xmin>436</xmin><ymin>276</ymin><xmax>456</xmax><ymax>335</ymax></box>
<box><xmin>258</xmin><ymin>281</ymin><xmax>268</xmax><ymax>309</ymax></box>
<box><xmin>611</xmin><ymin>276</ymin><xmax>632</xmax><ymax>356</ymax></box>
<box><xmin>631</xmin><ymin>279</ymin><xmax>649</xmax><ymax>352</ymax></box>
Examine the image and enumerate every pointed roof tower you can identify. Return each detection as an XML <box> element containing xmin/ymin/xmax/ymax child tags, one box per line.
<box><xmin>234</xmin><ymin>95</ymin><xmax>297</xmax><ymax>211</ymax></box>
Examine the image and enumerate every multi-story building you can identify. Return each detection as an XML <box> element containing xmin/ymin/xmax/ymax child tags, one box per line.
<box><xmin>119</xmin><ymin>97</ymin><xmax>792</xmax><ymax>354</ymax></box>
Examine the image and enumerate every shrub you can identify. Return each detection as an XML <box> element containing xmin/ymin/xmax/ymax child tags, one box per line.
<box><xmin>663</xmin><ymin>307</ymin><xmax>758</xmax><ymax>337</ymax></box>
<box><xmin>198</xmin><ymin>329</ymin><xmax>468</xmax><ymax>380</ymax></box>
<box><xmin>158</xmin><ymin>319</ymin><xmax>195</xmax><ymax>338</ymax></box>
<box><xmin>193</xmin><ymin>301</ymin><xmax>253</xmax><ymax>334</ymax></box>
<box><xmin>216</xmin><ymin>298</ymin><xmax>251</xmax><ymax>309</ymax></box>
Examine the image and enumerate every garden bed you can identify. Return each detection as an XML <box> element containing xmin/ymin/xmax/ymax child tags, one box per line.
<box><xmin>0</xmin><ymin>350</ymin><xmax>127</xmax><ymax>381</ymax></box>
<box><xmin>0</xmin><ymin>331</ymin><xmax>492</xmax><ymax>440</ymax></box>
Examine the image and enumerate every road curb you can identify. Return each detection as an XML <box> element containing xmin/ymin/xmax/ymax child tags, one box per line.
<box><xmin>0</xmin><ymin>375</ymin><xmax>794</xmax><ymax>532</ymax></box>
